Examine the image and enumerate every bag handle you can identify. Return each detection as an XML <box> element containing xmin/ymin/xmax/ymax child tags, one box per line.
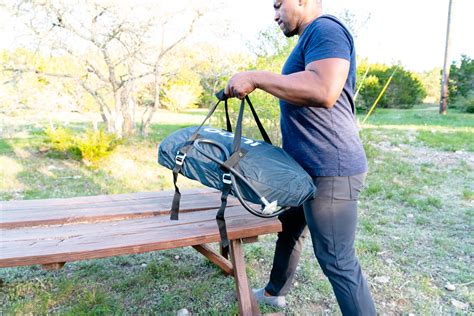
<box><xmin>215</xmin><ymin>89</ymin><xmax>233</xmax><ymax>132</ymax></box>
<box><xmin>216</xmin><ymin>89</ymin><xmax>272</xmax><ymax>151</ymax></box>
<box><xmin>185</xmin><ymin>90</ymin><xmax>234</xmax><ymax>143</ymax></box>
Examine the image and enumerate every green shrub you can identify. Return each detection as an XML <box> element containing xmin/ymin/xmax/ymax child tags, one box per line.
<box><xmin>44</xmin><ymin>126</ymin><xmax>76</xmax><ymax>152</ymax></box>
<box><xmin>451</xmin><ymin>91</ymin><xmax>474</xmax><ymax>113</ymax></box>
<box><xmin>77</xmin><ymin>129</ymin><xmax>118</xmax><ymax>165</ymax></box>
<box><xmin>448</xmin><ymin>55</ymin><xmax>473</xmax><ymax>105</ymax></box>
<box><xmin>44</xmin><ymin>126</ymin><xmax>118</xmax><ymax>165</ymax></box>
<box><xmin>44</xmin><ymin>126</ymin><xmax>81</xmax><ymax>159</ymax></box>
<box><xmin>448</xmin><ymin>55</ymin><xmax>474</xmax><ymax>113</ymax></box>
<box><xmin>356</xmin><ymin>63</ymin><xmax>426</xmax><ymax>111</ymax></box>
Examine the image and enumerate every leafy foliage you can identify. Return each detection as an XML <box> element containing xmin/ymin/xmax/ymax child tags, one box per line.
<box><xmin>77</xmin><ymin>129</ymin><xmax>119</xmax><ymax>166</ymax></box>
<box><xmin>417</xmin><ymin>67</ymin><xmax>442</xmax><ymax>104</ymax></box>
<box><xmin>356</xmin><ymin>62</ymin><xmax>426</xmax><ymax>110</ymax></box>
<box><xmin>44</xmin><ymin>126</ymin><xmax>82</xmax><ymax>159</ymax></box>
<box><xmin>44</xmin><ymin>126</ymin><xmax>118</xmax><ymax>166</ymax></box>
<box><xmin>161</xmin><ymin>69</ymin><xmax>203</xmax><ymax>112</ymax></box>
<box><xmin>448</xmin><ymin>55</ymin><xmax>474</xmax><ymax>113</ymax></box>
<box><xmin>1</xmin><ymin>49</ymin><xmax>96</xmax><ymax>115</ymax></box>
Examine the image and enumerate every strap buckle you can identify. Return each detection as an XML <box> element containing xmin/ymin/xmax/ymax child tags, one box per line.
<box><xmin>175</xmin><ymin>151</ymin><xmax>187</xmax><ymax>166</ymax></box>
<box><xmin>222</xmin><ymin>173</ymin><xmax>232</xmax><ymax>185</ymax></box>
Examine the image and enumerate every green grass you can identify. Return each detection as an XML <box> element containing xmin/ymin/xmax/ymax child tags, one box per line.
<box><xmin>359</xmin><ymin>104</ymin><xmax>474</xmax><ymax>128</ymax></box>
<box><xmin>1</xmin><ymin>105</ymin><xmax>473</xmax><ymax>314</ymax></box>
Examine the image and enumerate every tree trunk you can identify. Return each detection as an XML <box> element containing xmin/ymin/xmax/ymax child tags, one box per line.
<box><xmin>139</xmin><ymin>69</ymin><xmax>162</xmax><ymax>136</ymax></box>
<box><xmin>121</xmin><ymin>84</ymin><xmax>135</xmax><ymax>136</ymax></box>
<box><xmin>109</xmin><ymin>90</ymin><xmax>124</xmax><ymax>138</ymax></box>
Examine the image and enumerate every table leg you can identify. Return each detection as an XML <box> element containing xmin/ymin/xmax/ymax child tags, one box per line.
<box><xmin>229</xmin><ymin>239</ymin><xmax>261</xmax><ymax>316</ymax></box>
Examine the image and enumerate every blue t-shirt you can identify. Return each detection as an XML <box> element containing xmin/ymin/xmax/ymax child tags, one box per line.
<box><xmin>280</xmin><ymin>15</ymin><xmax>367</xmax><ymax>177</ymax></box>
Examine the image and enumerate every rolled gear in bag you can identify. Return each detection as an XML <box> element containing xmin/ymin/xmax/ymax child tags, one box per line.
<box><xmin>157</xmin><ymin>90</ymin><xmax>315</xmax><ymax>247</ymax></box>
<box><xmin>159</xmin><ymin>125</ymin><xmax>315</xmax><ymax>210</ymax></box>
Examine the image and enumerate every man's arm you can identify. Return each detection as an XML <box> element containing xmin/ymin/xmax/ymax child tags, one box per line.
<box><xmin>225</xmin><ymin>58</ymin><xmax>349</xmax><ymax>108</ymax></box>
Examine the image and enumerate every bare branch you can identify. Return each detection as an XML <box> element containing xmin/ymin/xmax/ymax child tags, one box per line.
<box><xmin>47</xmin><ymin>4</ymin><xmax>94</xmax><ymax>43</ymax></box>
<box><xmin>158</xmin><ymin>11</ymin><xmax>203</xmax><ymax>61</ymax></box>
<box><xmin>100</xmin><ymin>47</ymin><xmax>119</xmax><ymax>90</ymax></box>
<box><xmin>85</xmin><ymin>61</ymin><xmax>109</xmax><ymax>83</ymax></box>
<box><xmin>4</xmin><ymin>67</ymin><xmax>112</xmax><ymax>118</ymax></box>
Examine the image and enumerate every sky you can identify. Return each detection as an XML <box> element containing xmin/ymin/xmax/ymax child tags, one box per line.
<box><xmin>1</xmin><ymin>0</ymin><xmax>473</xmax><ymax>73</ymax></box>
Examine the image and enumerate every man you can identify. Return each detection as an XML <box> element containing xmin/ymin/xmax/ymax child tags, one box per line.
<box><xmin>224</xmin><ymin>0</ymin><xmax>376</xmax><ymax>314</ymax></box>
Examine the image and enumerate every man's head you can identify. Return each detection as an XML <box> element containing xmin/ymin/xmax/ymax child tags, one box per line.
<box><xmin>273</xmin><ymin>0</ymin><xmax>322</xmax><ymax>37</ymax></box>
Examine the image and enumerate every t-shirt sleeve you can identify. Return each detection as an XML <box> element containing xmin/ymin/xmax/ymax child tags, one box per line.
<box><xmin>302</xmin><ymin>18</ymin><xmax>353</xmax><ymax>67</ymax></box>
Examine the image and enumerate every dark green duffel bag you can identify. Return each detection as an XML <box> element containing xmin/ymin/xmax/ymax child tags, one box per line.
<box><xmin>158</xmin><ymin>90</ymin><xmax>315</xmax><ymax>247</ymax></box>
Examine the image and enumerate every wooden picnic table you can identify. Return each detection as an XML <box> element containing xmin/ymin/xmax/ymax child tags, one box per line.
<box><xmin>0</xmin><ymin>187</ymin><xmax>282</xmax><ymax>315</ymax></box>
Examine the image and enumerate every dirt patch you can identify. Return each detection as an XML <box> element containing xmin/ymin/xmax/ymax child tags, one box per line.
<box><xmin>370</xmin><ymin>141</ymin><xmax>474</xmax><ymax>169</ymax></box>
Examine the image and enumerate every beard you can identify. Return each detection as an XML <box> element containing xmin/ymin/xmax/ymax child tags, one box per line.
<box><xmin>279</xmin><ymin>22</ymin><xmax>299</xmax><ymax>37</ymax></box>
<box><xmin>283</xmin><ymin>27</ymin><xmax>299</xmax><ymax>37</ymax></box>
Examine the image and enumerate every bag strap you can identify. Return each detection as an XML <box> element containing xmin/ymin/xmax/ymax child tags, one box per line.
<box><xmin>224</xmin><ymin>99</ymin><xmax>232</xmax><ymax>132</ymax></box>
<box><xmin>245</xmin><ymin>96</ymin><xmax>272</xmax><ymax>145</ymax></box>
<box><xmin>216</xmin><ymin>173</ymin><xmax>232</xmax><ymax>249</ymax></box>
<box><xmin>232</xmin><ymin>96</ymin><xmax>272</xmax><ymax>153</ymax></box>
<box><xmin>215</xmin><ymin>89</ymin><xmax>271</xmax><ymax>144</ymax></box>
<box><xmin>170</xmin><ymin>140</ymin><xmax>195</xmax><ymax>220</ymax></box>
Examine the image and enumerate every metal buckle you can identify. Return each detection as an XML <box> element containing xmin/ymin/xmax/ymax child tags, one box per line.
<box><xmin>175</xmin><ymin>151</ymin><xmax>186</xmax><ymax>166</ymax></box>
<box><xmin>222</xmin><ymin>173</ymin><xmax>232</xmax><ymax>185</ymax></box>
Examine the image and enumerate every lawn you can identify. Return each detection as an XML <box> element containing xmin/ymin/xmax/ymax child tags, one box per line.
<box><xmin>1</xmin><ymin>104</ymin><xmax>473</xmax><ymax>314</ymax></box>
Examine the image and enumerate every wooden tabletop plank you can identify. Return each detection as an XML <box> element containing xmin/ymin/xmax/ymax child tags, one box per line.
<box><xmin>0</xmin><ymin>206</ymin><xmax>282</xmax><ymax>267</ymax></box>
<box><xmin>0</xmin><ymin>188</ymin><xmax>215</xmax><ymax>212</ymax></box>
<box><xmin>0</xmin><ymin>187</ymin><xmax>212</xmax><ymax>211</ymax></box>
<box><xmin>1</xmin><ymin>206</ymin><xmax>250</xmax><ymax>242</ymax></box>
<box><xmin>1</xmin><ymin>190</ymin><xmax>241</xmax><ymax>229</ymax></box>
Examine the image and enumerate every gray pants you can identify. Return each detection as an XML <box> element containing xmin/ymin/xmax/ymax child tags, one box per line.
<box><xmin>265</xmin><ymin>173</ymin><xmax>376</xmax><ymax>315</ymax></box>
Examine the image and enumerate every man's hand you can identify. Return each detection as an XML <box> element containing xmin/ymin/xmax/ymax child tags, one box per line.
<box><xmin>224</xmin><ymin>71</ymin><xmax>257</xmax><ymax>99</ymax></box>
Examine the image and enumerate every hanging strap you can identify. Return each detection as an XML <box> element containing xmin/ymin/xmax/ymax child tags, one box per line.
<box><xmin>224</xmin><ymin>99</ymin><xmax>232</xmax><ymax>133</ymax></box>
<box><xmin>232</xmin><ymin>98</ymin><xmax>246</xmax><ymax>153</ymax></box>
<box><xmin>216</xmin><ymin>173</ymin><xmax>232</xmax><ymax>249</ymax></box>
<box><xmin>187</xmin><ymin>99</ymin><xmax>222</xmax><ymax>142</ymax></box>
<box><xmin>170</xmin><ymin>168</ymin><xmax>181</xmax><ymax>220</ymax></box>
<box><xmin>245</xmin><ymin>96</ymin><xmax>272</xmax><ymax>145</ymax></box>
<box><xmin>215</xmin><ymin>89</ymin><xmax>233</xmax><ymax>132</ymax></box>
<box><xmin>231</xmin><ymin>96</ymin><xmax>273</xmax><ymax>153</ymax></box>
<box><xmin>170</xmin><ymin>138</ymin><xmax>198</xmax><ymax>220</ymax></box>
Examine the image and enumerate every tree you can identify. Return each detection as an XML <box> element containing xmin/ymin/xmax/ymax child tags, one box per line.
<box><xmin>338</xmin><ymin>9</ymin><xmax>371</xmax><ymax>39</ymax></box>
<box><xmin>448</xmin><ymin>55</ymin><xmax>474</xmax><ymax>113</ymax></box>
<box><xmin>448</xmin><ymin>55</ymin><xmax>474</xmax><ymax>102</ymax></box>
<box><xmin>194</xmin><ymin>45</ymin><xmax>251</xmax><ymax>108</ymax></box>
<box><xmin>0</xmin><ymin>48</ymin><xmax>97</xmax><ymax>115</ymax></box>
<box><xmin>4</xmin><ymin>0</ymin><xmax>204</xmax><ymax>137</ymax></box>
<box><xmin>417</xmin><ymin>68</ymin><xmax>442</xmax><ymax>104</ymax></box>
<box><xmin>356</xmin><ymin>63</ymin><xmax>426</xmax><ymax>110</ymax></box>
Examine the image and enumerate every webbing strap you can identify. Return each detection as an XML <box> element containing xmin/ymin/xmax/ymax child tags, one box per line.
<box><xmin>224</xmin><ymin>99</ymin><xmax>232</xmax><ymax>132</ymax></box>
<box><xmin>222</xmin><ymin>149</ymin><xmax>247</xmax><ymax>171</ymax></box>
<box><xmin>232</xmin><ymin>98</ymin><xmax>246</xmax><ymax>153</ymax></box>
<box><xmin>170</xmin><ymin>168</ymin><xmax>181</xmax><ymax>220</ymax></box>
<box><xmin>188</xmin><ymin>100</ymin><xmax>222</xmax><ymax>142</ymax></box>
<box><xmin>187</xmin><ymin>91</ymin><xmax>232</xmax><ymax>142</ymax></box>
<box><xmin>245</xmin><ymin>96</ymin><xmax>272</xmax><ymax>145</ymax></box>
<box><xmin>170</xmin><ymin>142</ymin><xmax>195</xmax><ymax>221</ymax></box>
<box><xmin>216</xmin><ymin>181</ymin><xmax>232</xmax><ymax>249</ymax></box>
